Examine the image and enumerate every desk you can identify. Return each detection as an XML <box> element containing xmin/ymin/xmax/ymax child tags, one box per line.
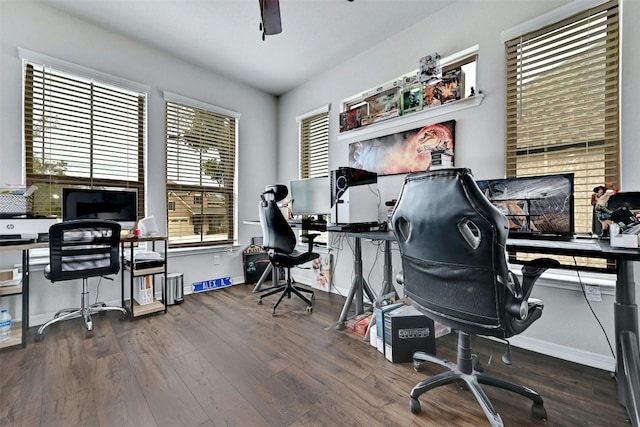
<box><xmin>328</xmin><ymin>229</ymin><xmax>397</xmax><ymax>328</ymax></box>
<box><xmin>506</xmin><ymin>237</ymin><xmax>640</xmax><ymax>427</ymax></box>
<box><xmin>0</xmin><ymin>241</ymin><xmax>48</xmax><ymax>349</ymax></box>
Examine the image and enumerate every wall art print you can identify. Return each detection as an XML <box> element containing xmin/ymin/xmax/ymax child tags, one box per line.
<box><xmin>348</xmin><ymin>120</ymin><xmax>455</xmax><ymax>176</ymax></box>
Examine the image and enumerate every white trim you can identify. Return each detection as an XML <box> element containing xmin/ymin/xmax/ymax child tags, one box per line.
<box><xmin>163</xmin><ymin>91</ymin><xmax>241</xmax><ymax>119</ymax></box>
<box><xmin>501</xmin><ymin>0</ymin><xmax>612</xmax><ymax>42</ymax></box>
<box><xmin>18</xmin><ymin>48</ymin><xmax>150</xmax><ymax>94</ymax></box>
<box><xmin>336</xmin><ymin>94</ymin><xmax>484</xmax><ymax>142</ymax></box>
<box><xmin>506</xmin><ymin>335</ymin><xmax>616</xmax><ymax>371</ymax></box>
<box><xmin>296</xmin><ymin>104</ymin><xmax>331</xmax><ymax>123</ymax></box>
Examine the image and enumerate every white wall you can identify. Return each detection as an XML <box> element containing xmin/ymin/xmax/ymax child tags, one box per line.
<box><xmin>0</xmin><ymin>1</ymin><xmax>278</xmax><ymax>322</ymax></box>
<box><xmin>278</xmin><ymin>0</ymin><xmax>640</xmax><ymax>369</ymax></box>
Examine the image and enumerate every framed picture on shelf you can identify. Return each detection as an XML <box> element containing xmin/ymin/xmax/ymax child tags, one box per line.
<box><xmin>364</xmin><ymin>86</ymin><xmax>400</xmax><ymax>123</ymax></box>
<box><xmin>418</xmin><ymin>52</ymin><xmax>441</xmax><ymax>84</ymax></box>
<box><xmin>339</xmin><ymin>103</ymin><xmax>369</xmax><ymax>132</ymax></box>
<box><xmin>401</xmin><ymin>83</ymin><xmax>423</xmax><ymax>115</ymax></box>
<box><xmin>425</xmin><ymin>68</ymin><xmax>464</xmax><ymax>107</ymax></box>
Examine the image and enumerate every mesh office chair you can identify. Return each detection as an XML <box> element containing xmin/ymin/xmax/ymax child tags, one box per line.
<box><xmin>258</xmin><ymin>185</ymin><xmax>318</xmax><ymax>316</ymax></box>
<box><xmin>35</xmin><ymin>220</ymin><xmax>128</xmax><ymax>341</ymax></box>
<box><xmin>392</xmin><ymin>168</ymin><xmax>559</xmax><ymax>427</ymax></box>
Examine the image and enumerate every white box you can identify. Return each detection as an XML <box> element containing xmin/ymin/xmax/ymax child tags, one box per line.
<box><xmin>134</xmin><ymin>277</ymin><xmax>154</xmax><ymax>305</ymax></box>
<box><xmin>610</xmin><ymin>224</ymin><xmax>640</xmax><ymax>248</ymax></box>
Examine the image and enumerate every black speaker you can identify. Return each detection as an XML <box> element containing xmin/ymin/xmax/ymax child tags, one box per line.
<box><xmin>330</xmin><ymin>167</ymin><xmax>377</xmax><ymax>204</ymax></box>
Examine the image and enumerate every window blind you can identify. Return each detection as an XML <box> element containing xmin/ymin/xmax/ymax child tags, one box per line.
<box><xmin>505</xmin><ymin>0</ymin><xmax>619</xmax><ymax>270</ymax></box>
<box><xmin>300</xmin><ymin>111</ymin><xmax>329</xmax><ymax>179</ymax></box>
<box><xmin>165</xmin><ymin>101</ymin><xmax>237</xmax><ymax>247</ymax></box>
<box><xmin>24</xmin><ymin>63</ymin><xmax>146</xmax><ymax>219</ymax></box>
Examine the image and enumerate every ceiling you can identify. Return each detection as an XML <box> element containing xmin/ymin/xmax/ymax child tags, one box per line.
<box><xmin>38</xmin><ymin>0</ymin><xmax>452</xmax><ymax>96</ymax></box>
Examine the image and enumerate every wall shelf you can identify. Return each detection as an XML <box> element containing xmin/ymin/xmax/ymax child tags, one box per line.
<box><xmin>336</xmin><ymin>93</ymin><xmax>484</xmax><ymax>141</ymax></box>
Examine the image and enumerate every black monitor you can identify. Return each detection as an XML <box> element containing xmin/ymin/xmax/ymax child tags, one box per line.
<box><xmin>475</xmin><ymin>173</ymin><xmax>574</xmax><ymax>238</ymax></box>
<box><xmin>62</xmin><ymin>188</ymin><xmax>138</xmax><ymax>229</ymax></box>
<box><xmin>290</xmin><ymin>177</ymin><xmax>331</xmax><ymax>218</ymax></box>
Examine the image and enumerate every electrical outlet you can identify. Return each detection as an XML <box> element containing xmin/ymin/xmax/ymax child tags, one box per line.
<box><xmin>213</xmin><ymin>255</ymin><xmax>220</xmax><ymax>265</ymax></box>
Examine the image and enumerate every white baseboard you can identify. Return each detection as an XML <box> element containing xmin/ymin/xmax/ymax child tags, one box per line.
<box><xmin>506</xmin><ymin>335</ymin><xmax>616</xmax><ymax>372</ymax></box>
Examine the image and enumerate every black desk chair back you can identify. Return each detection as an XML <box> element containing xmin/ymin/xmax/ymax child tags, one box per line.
<box><xmin>258</xmin><ymin>185</ymin><xmax>318</xmax><ymax>316</ymax></box>
<box><xmin>35</xmin><ymin>220</ymin><xmax>128</xmax><ymax>342</ymax></box>
<box><xmin>392</xmin><ymin>168</ymin><xmax>558</xmax><ymax>426</ymax></box>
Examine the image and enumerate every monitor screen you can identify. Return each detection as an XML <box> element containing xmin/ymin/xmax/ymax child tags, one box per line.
<box><xmin>290</xmin><ymin>177</ymin><xmax>331</xmax><ymax>217</ymax></box>
<box><xmin>62</xmin><ymin>188</ymin><xmax>138</xmax><ymax>229</ymax></box>
<box><xmin>475</xmin><ymin>173</ymin><xmax>574</xmax><ymax>237</ymax></box>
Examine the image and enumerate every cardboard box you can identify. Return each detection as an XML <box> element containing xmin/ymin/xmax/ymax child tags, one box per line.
<box><xmin>384</xmin><ymin>305</ymin><xmax>435</xmax><ymax>363</ymax></box>
<box><xmin>374</xmin><ymin>302</ymin><xmax>406</xmax><ymax>354</ymax></box>
<box><xmin>610</xmin><ymin>223</ymin><xmax>640</xmax><ymax>248</ymax></box>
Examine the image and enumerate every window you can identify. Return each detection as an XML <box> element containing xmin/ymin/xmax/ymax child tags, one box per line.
<box><xmin>299</xmin><ymin>106</ymin><xmax>329</xmax><ymax>179</ymax></box>
<box><xmin>165</xmin><ymin>92</ymin><xmax>239</xmax><ymax>248</ymax></box>
<box><xmin>505</xmin><ymin>0</ymin><xmax>619</xmax><ymax>270</ymax></box>
<box><xmin>23</xmin><ymin>57</ymin><xmax>146</xmax><ymax>221</ymax></box>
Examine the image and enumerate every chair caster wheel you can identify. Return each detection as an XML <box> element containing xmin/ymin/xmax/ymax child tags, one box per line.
<box><xmin>413</xmin><ymin>359</ymin><xmax>424</xmax><ymax>372</ymax></box>
<box><xmin>119</xmin><ymin>312</ymin><xmax>128</xmax><ymax>321</ymax></box>
<box><xmin>306</xmin><ymin>306</ymin><xmax>312</xmax><ymax>313</ymax></box>
<box><xmin>85</xmin><ymin>329</ymin><xmax>94</xmax><ymax>339</ymax></box>
<box><xmin>258</xmin><ymin>299</ymin><xmax>263</xmax><ymax>305</ymax></box>
<box><xmin>409</xmin><ymin>398</ymin><xmax>421</xmax><ymax>414</ymax></box>
<box><xmin>34</xmin><ymin>333</ymin><xmax>44</xmax><ymax>343</ymax></box>
<box><xmin>532</xmin><ymin>403</ymin><xmax>547</xmax><ymax>420</ymax></box>
<box><xmin>272</xmin><ymin>310</ymin><xmax>277</xmax><ymax>317</ymax></box>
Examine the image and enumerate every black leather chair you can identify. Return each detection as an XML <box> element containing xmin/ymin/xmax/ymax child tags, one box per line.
<box><xmin>35</xmin><ymin>220</ymin><xmax>128</xmax><ymax>341</ymax></box>
<box><xmin>258</xmin><ymin>185</ymin><xmax>318</xmax><ymax>316</ymax></box>
<box><xmin>392</xmin><ymin>168</ymin><xmax>559</xmax><ymax>427</ymax></box>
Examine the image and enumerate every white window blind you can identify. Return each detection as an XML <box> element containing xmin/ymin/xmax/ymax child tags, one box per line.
<box><xmin>24</xmin><ymin>62</ymin><xmax>146</xmax><ymax>219</ymax></box>
<box><xmin>165</xmin><ymin>99</ymin><xmax>237</xmax><ymax>248</ymax></box>
<box><xmin>299</xmin><ymin>110</ymin><xmax>329</xmax><ymax>179</ymax></box>
<box><xmin>505</xmin><ymin>0</ymin><xmax>619</xmax><ymax>270</ymax></box>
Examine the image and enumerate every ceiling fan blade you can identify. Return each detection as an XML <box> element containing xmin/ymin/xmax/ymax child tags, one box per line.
<box><xmin>259</xmin><ymin>0</ymin><xmax>282</xmax><ymax>35</ymax></box>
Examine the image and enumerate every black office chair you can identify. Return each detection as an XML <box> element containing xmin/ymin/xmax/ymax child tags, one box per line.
<box><xmin>258</xmin><ymin>185</ymin><xmax>318</xmax><ymax>316</ymax></box>
<box><xmin>35</xmin><ymin>220</ymin><xmax>128</xmax><ymax>341</ymax></box>
<box><xmin>391</xmin><ymin>168</ymin><xmax>559</xmax><ymax>427</ymax></box>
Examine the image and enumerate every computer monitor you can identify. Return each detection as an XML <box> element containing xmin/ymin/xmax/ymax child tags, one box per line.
<box><xmin>62</xmin><ymin>188</ymin><xmax>138</xmax><ymax>229</ymax></box>
<box><xmin>290</xmin><ymin>177</ymin><xmax>331</xmax><ymax>218</ymax></box>
<box><xmin>475</xmin><ymin>173</ymin><xmax>574</xmax><ymax>237</ymax></box>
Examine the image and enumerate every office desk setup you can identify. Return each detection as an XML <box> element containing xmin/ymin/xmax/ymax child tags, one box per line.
<box><xmin>506</xmin><ymin>237</ymin><xmax>640</xmax><ymax>426</ymax></box>
<box><xmin>0</xmin><ymin>235</ymin><xmax>167</xmax><ymax>350</ymax></box>
<box><xmin>333</xmin><ymin>231</ymin><xmax>640</xmax><ymax>426</ymax></box>
<box><xmin>246</xmin><ymin>215</ymin><xmax>640</xmax><ymax>423</ymax></box>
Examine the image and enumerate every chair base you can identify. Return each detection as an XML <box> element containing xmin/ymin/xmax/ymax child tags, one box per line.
<box><xmin>35</xmin><ymin>278</ymin><xmax>128</xmax><ymax>342</ymax></box>
<box><xmin>257</xmin><ymin>268</ymin><xmax>314</xmax><ymax>316</ymax></box>
<box><xmin>409</xmin><ymin>332</ymin><xmax>546</xmax><ymax>427</ymax></box>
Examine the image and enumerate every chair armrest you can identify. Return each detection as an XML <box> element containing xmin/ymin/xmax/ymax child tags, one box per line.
<box><xmin>507</xmin><ymin>258</ymin><xmax>559</xmax><ymax>319</ymax></box>
<box><xmin>302</xmin><ymin>233</ymin><xmax>320</xmax><ymax>253</ymax></box>
<box><xmin>520</xmin><ymin>258</ymin><xmax>560</xmax><ymax>298</ymax></box>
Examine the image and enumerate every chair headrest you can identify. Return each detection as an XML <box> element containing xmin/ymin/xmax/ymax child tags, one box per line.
<box><xmin>262</xmin><ymin>185</ymin><xmax>288</xmax><ymax>203</ymax></box>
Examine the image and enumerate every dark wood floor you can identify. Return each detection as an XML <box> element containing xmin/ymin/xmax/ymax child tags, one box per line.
<box><xmin>0</xmin><ymin>283</ymin><xmax>630</xmax><ymax>427</ymax></box>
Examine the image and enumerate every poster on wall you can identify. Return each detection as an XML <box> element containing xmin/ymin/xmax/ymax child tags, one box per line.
<box><xmin>348</xmin><ymin>120</ymin><xmax>455</xmax><ymax>176</ymax></box>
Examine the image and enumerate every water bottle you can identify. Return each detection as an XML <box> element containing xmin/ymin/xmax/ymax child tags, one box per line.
<box><xmin>0</xmin><ymin>309</ymin><xmax>11</xmax><ymax>342</ymax></box>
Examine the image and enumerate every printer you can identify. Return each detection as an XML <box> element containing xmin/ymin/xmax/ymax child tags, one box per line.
<box><xmin>0</xmin><ymin>216</ymin><xmax>59</xmax><ymax>241</ymax></box>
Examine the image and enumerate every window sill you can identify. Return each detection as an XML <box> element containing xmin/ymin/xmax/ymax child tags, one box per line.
<box><xmin>336</xmin><ymin>94</ymin><xmax>484</xmax><ymax>141</ymax></box>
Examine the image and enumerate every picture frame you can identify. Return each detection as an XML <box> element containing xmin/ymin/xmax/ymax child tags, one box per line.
<box><xmin>401</xmin><ymin>83</ymin><xmax>423</xmax><ymax>115</ymax></box>
<box><xmin>424</xmin><ymin>67</ymin><xmax>464</xmax><ymax>107</ymax></box>
<box><xmin>348</xmin><ymin>120</ymin><xmax>455</xmax><ymax>176</ymax></box>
